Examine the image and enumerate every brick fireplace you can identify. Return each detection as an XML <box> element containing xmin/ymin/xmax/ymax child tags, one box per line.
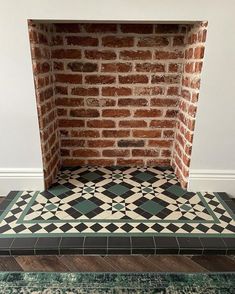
<box><xmin>28</xmin><ymin>21</ymin><xmax>207</xmax><ymax>189</ymax></box>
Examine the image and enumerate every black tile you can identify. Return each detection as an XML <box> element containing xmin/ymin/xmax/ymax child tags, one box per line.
<box><xmin>5</xmin><ymin>191</ymin><xmax>19</xmax><ymax>200</ymax></box>
<box><xmin>177</xmin><ymin>237</ymin><xmax>203</xmax><ymax>249</ymax></box>
<box><xmin>131</xmin><ymin>237</ymin><xmax>155</xmax><ymax>248</ymax></box>
<box><xmin>132</xmin><ymin>248</ymin><xmax>155</xmax><ymax>254</ymax></box>
<box><xmin>60</xmin><ymin>237</ymin><xmax>84</xmax><ymax>248</ymax></box>
<box><xmin>218</xmin><ymin>192</ymin><xmax>232</xmax><ymax>201</ymax></box>
<box><xmin>224</xmin><ymin>201</ymin><xmax>235</xmax><ymax>213</ymax></box>
<box><xmin>84</xmin><ymin>248</ymin><xmax>107</xmax><ymax>255</ymax></box>
<box><xmin>108</xmin><ymin>237</ymin><xmax>131</xmax><ymax>248</ymax></box>
<box><xmin>84</xmin><ymin>237</ymin><xmax>107</xmax><ymax>248</ymax></box>
<box><xmin>35</xmin><ymin>237</ymin><xmax>61</xmax><ymax>254</ymax></box>
<box><xmin>0</xmin><ymin>200</ymin><xmax>12</xmax><ymax>210</ymax></box>
<box><xmin>200</xmin><ymin>237</ymin><xmax>226</xmax><ymax>252</ymax></box>
<box><xmin>203</xmin><ymin>249</ymin><xmax>226</xmax><ymax>255</ymax></box>
<box><xmin>10</xmin><ymin>238</ymin><xmax>38</xmax><ymax>255</ymax></box>
<box><xmin>155</xmin><ymin>237</ymin><xmax>179</xmax><ymax>254</ymax></box>
<box><xmin>107</xmin><ymin>248</ymin><xmax>131</xmax><ymax>255</ymax></box>
<box><xmin>222</xmin><ymin>238</ymin><xmax>235</xmax><ymax>250</ymax></box>
<box><xmin>179</xmin><ymin>249</ymin><xmax>203</xmax><ymax>255</ymax></box>
<box><xmin>60</xmin><ymin>248</ymin><xmax>83</xmax><ymax>255</ymax></box>
<box><xmin>0</xmin><ymin>238</ymin><xmax>14</xmax><ymax>255</ymax></box>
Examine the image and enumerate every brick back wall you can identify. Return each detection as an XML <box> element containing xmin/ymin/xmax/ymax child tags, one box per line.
<box><xmin>51</xmin><ymin>23</ymin><xmax>187</xmax><ymax>167</ymax></box>
<box><xmin>172</xmin><ymin>22</ymin><xmax>207</xmax><ymax>187</ymax></box>
<box><xmin>28</xmin><ymin>21</ymin><xmax>61</xmax><ymax>188</ymax></box>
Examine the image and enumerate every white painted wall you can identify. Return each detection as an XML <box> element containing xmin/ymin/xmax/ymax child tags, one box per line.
<box><xmin>0</xmin><ymin>0</ymin><xmax>234</xmax><ymax>196</ymax></box>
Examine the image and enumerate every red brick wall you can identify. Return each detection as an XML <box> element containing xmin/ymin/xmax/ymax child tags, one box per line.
<box><xmin>51</xmin><ymin>23</ymin><xmax>187</xmax><ymax>167</ymax></box>
<box><xmin>28</xmin><ymin>22</ymin><xmax>207</xmax><ymax>188</ymax></box>
<box><xmin>28</xmin><ymin>21</ymin><xmax>61</xmax><ymax>188</ymax></box>
<box><xmin>172</xmin><ymin>22</ymin><xmax>207</xmax><ymax>188</ymax></box>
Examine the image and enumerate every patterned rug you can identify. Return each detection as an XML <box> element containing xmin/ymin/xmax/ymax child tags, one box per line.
<box><xmin>0</xmin><ymin>272</ymin><xmax>234</xmax><ymax>293</ymax></box>
<box><xmin>0</xmin><ymin>166</ymin><xmax>234</xmax><ymax>237</ymax></box>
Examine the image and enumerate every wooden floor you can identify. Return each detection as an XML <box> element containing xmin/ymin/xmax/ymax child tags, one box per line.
<box><xmin>0</xmin><ymin>255</ymin><xmax>234</xmax><ymax>272</ymax></box>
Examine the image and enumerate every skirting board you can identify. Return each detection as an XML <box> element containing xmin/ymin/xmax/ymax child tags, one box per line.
<box><xmin>0</xmin><ymin>168</ymin><xmax>44</xmax><ymax>196</ymax></box>
<box><xmin>188</xmin><ymin>169</ymin><xmax>235</xmax><ymax>198</ymax></box>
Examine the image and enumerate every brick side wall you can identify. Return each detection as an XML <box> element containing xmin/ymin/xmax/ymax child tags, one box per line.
<box><xmin>28</xmin><ymin>22</ymin><xmax>207</xmax><ymax>188</ymax></box>
<box><xmin>51</xmin><ymin>23</ymin><xmax>187</xmax><ymax>167</ymax></box>
<box><xmin>172</xmin><ymin>22</ymin><xmax>207</xmax><ymax>188</ymax></box>
<box><xmin>28</xmin><ymin>21</ymin><xmax>61</xmax><ymax>188</ymax></box>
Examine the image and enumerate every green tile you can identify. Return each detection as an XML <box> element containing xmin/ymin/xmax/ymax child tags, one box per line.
<box><xmin>142</xmin><ymin>187</ymin><xmax>153</xmax><ymax>193</ymax></box>
<box><xmin>45</xmin><ymin>203</ymin><xmax>57</xmax><ymax>211</ymax></box>
<box><xmin>180</xmin><ymin>203</ymin><xmax>192</xmax><ymax>211</ymax></box>
<box><xmin>48</xmin><ymin>185</ymin><xmax>70</xmax><ymax>196</ymax></box>
<box><xmin>135</xmin><ymin>172</ymin><xmax>154</xmax><ymax>181</ymax></box>
<box><xmin>140</xmin><ymin>200</ymin><xmax>164</xmax><ymax>215</ymax></box>
<box><xmin>82</xmin><ymin>172</ymin><xmax>100</xmax><ymax>181</ymax></box>
<box><xmin>167</xmin><ymin>185</ymin><xmax>187</xmax><ymax>197</ymax></box>
<box><xmin>113</xmin><ymin>203</ymin><xmax>125</xmax><ymax>211</ymax></box>
<box><xmin>108</xmin><ymin>184</ymin><xmax>129</xmax><ymax>196</ymax></box>
<box><xmin>84</xmin><ymin>187</ymin><xmax>94</xmax><ymax>193</ymax></box>
<box><xmin>74</xmin><ymin>200</ymin><xmax>97</xmax><ymax>214</ymax></box>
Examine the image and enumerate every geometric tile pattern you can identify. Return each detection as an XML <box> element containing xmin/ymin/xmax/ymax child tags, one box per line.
<box><xmin>0</xmin><ymin>166</ymin><xmax>235</xmax><ymax>237</ymax></box>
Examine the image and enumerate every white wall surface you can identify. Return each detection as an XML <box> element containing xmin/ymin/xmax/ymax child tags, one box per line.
<box><xmin>0</xmin><ymin>0</ymin><xmax>234</xmax><ymax>195</ymax></box>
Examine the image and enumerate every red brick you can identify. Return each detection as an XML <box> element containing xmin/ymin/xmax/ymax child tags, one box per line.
<box><xmin>188</xmin><ymin>104</ymin><xmax>197</xmax><ymax>118</ymax></box>
<box><xmin>181</xmin><ymin>89</ymin><xmax>191</xmax><ymax>101</ymax></box>
<box><xmin>132</xmin><ymin>149</ymin><xmax>159</xmax><ymax>157</ymax></box>
<box><xmin>71</xmin><ymin>130</ymin><xmax>100</xmax><ymax>138</ymax></box>
<box><xmin>58</xmin><ymin>119</ymin><xmax>85</xmax><ymax>128</ymax></box>
<box><xmin>168</xmin><ymin>63</ymin><xmax>182</xmax><ymax>73</ymax></box>
<box><xmin>167</xmin><ymin>86</ymin><xmax>179</xmax><ymax>96</ymax></box>
<box><xmin>73</xmin><ymin>149</ymin><xmax>100</xmax><ymax>157</ymax></box>
<box><xmin>102</xmin><ymin>109</ymin><xmax>130</xmax><ymax>117</ymax></box>
<box><xmin>165</xmin><ymin>109</ymin><xmax>178</xmax><ymax>117</ymax></box>
<box><xmin>87</xmin><ymin>120</ymin><xmax>115</xmax><ymax>128</ymax></box>
<box><xmin>83</xmin><ymin>24</ymin><xmax>117</xmax><ymax>33</ymax></box>
<box><xmin>52</xmin><ymin>49</ymin><xmax>81</xmax><ymax>59</ymax></box>
<box><xmin>88</xmin><ymin>159</ymin><xmax>115</xmax><ymax>166</ymax></box>
<box><xmin>86</xmin><ymin>98</ymin><xmax>116</xmax><ymax>107</ymax></box>
<box><xmin>101</xmin><ymin>63</ymin><xmax>132</xmax><ymax>72</ymax></box>
<box><xmin>57</xmin><ymin>108</ymin><xmax>67</xmax><ymax>116</ymax></box>
<box><xmin>71</xmin><ymin>87</ymin><xmax>99</xmax><ymax>96</ymax></box>
<box><xmin>163</xmin><ymin>130</ymin><xmax>175</xmax><ymax>138</ymax></box>
<box><xmin>119</xmin><ymin>75</ymin><xmax>148</xmax><ymax>84</ymax></box>
<box><xmin>185</xmin><ymin>48</ymin><xmax>194</xmax><ymax>59</ymax></box>
<box><xmin>148</xmin><ymin>140</ymin><xmax>172</xmax><ymax>148</ymax></box>
<box><xmin>61</xmin><ymin>149</ymin><xmax>70</xmax><ymax>156</ymax></box>
<box><xmin>53</xmin><ymin>61</ymin><xmax>64</xmax><ymax>71</ymax></box>
<box><xmin>87</xmin><ymin>140</ymin><xmax>115</xmax><ymax>147</ymax></box>
<box><xmin>102</xmin><ymin>36</ymin><xmax>134</xmax><ymax>47</ymax></box>
<box><xmin>61</xmin><ymin>139</ymin><xmax>85</xmax><ymax>147</ymax></box>
<box><xmin>103</xmin><ymin>149</ymin><xmax>130</xmax><ymax>157</ymax></box>
<box><xmin>185</xmin><ymin>62</ymin><xmax>194</xmax><ymax>73</ymax></box>
<box><xmin>155</xmin><ymin>50</ymin><xmax>184</xmax><ymax>60</ymax></box>
<box><xmin>70</xmin><ymin>109</ymin><xmax>100</xmax><ymax>117</ymax></box>
<box><xmin>66</xmin><ymin>36</ymin><xmax>98</xmax><ymax>46</ymax></box>
<box><xmin>134</xmin><ymin>86</ymin><xmax>165</xmax><ymax>96</ymax></box>
<box><xmin>62</xmin><ymin>159</ymin><xmax>86</xmax><ymax>166</ymax></box>
<box><xmin>85</xmin><ymin>50</ymin><xmax>116</xmax><ymax>60</ymax></box>
<box><xmin>67</xmin><ymin>62</ymin><xmax>98</xmax><ymax>72</ymax></box>
<box><xmin>195</xmin><ymin>62</ymin><xmax>203</xmax><ymax>73</ymax></box>
<box><xmin>102</xmin><ymin>130</ymin><xmax>130</xmax><ymax>137</ymax></box>
<box><xmin>102</xmin><ymin>87</ymin><xmax>132</xmax><ymax>96</ymax></box>
<box><xmin>194</xmin><ymin>46</ymin><xmax>205</xmax><ymax>59</ymax></box>
<box><xmin>55</xmin><ymin>74</ymin><xmax>82</xmax><ymax>84</ymax></box>
<box><xmin>54</xmin><ymin>23</ymin><xmax>81</xmax><ymax>33</ymax></box>
<box><xmin>151</xmin><ymin>75</ymin><xmax>181</xmax><ymax>84</ymax></box>
<box><xmin>135</xmin><ymin>63</ymin><xmax>165</xmax><ymax>72</ymax></box>
<box><xmin>173</xmin><ymin>36</ymin><xmax>185</xmax><ymax>46</ymax></box>
<box><xmin>56</xmin><ymin>97</ymin><xmax>84</xmax><ymax>107</ymax></box>
<box><xmin>85</xmin><ymin>75</ymin><xmax>116</xmax><ymax>84</ymax></box>
<box><xmin>117</xmin><ymin>159</ymin><xmax>144</xmax><ymax>166</ymax></box>
<box><xmin>150</xmin><ymin>120</ymin><xmax>176</xmax><ymax>128</ymax></box>
<box><xmin>120</xmin><ymin>50</ymin><xmax>152</xmax><ymax>60</ymax></box>
<box><xmin>119</xmin><ymin>120</ymin><xmax>147</xmax><ymax>128</ymax></box>
<box><xmin>120</xmin><ymin>24</ymin><xmax>153</xmax><ymax>34</ymax></box>
<box><xmin>155</xmin><ymin>24</ymin><xmax>179</xmax><ymax>34</ymax></box>
<box><xmin>161</xmin><ymin>149</ymin><xmax>172</xmax><ymax>157</ymax></box>
<box><xmin>134</xmin><ymin>109</ymin><xmax>162</xmax><ymax>117</ymax></box>
<box><xmin>51</xmin><ymin>35</ymin><xmax>63</xmax><ymax>45</ymax></box>
<box><xmin>137</xmin><ymin>36</ymin><xmax>169</xmax><ymax>47</ymax></box>
<box><xmin>118</xmin><ymin>98</ymin><xmax>148</xmax><ymax>107</ymax></box>
<box><xmin>133</xmin><ymin>130</ymin><xmax>161</xmax><ymax>138</ymax></box>
<box><xmin>147</xmin><ymin>159</ymin><xmax>171</xmax><ymax>166</ymax></box>
<box><xmin>151</xmin><ymin>98</ymin><xmax>178</xmax><ymax>107</ymax></box>
<box><xmin>118</xmin><ymin>140</ymin><xmax>145</xmax><ymax>147</ymax></box>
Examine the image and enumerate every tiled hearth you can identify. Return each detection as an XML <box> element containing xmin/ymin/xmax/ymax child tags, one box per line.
<box><xmin>0</xmin><ymin>166</ymin><xmax>234</xmax><ymax>255</ymax></box>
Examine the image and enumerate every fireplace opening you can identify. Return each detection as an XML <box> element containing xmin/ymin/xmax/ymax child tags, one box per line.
<box><xmin>28</xmin><ymin>21</ymin><xmax>207</xmax><ymax>189</ymax></box>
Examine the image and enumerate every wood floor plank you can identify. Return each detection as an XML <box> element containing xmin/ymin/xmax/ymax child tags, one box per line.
<box><xmin>104</xmin><ymin>256</ymin><xmax>162</xmax><ymax>272</ymax></box>
<box><xmin>59</xmin><ymin>256</ymin><xmax>116</xmax><ymax>272</ymax></box>
<box><xmin>15</xmin><ymin>256</ymin><xmax>70</xmax><ymax>272</ymax></box>
<box><xmin>0</xmin><ymin>257</ymin><xmax>23</xmax><ymax>271</ymax></box>
<box><xmin>146</xmin><ymin>256</ymin><xmax>208</xmax><ymax>272</ymax></box>
<box><xmin>191</xmin><ymin>256</ymin><xmax>235</xmax><ymax>272</ymax></box>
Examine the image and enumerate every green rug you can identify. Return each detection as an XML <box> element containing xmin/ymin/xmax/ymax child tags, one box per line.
<box><xmin>0</xmin><ymin>272</ymin><xmax>234</xmax><ymax>293</ymax></box>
